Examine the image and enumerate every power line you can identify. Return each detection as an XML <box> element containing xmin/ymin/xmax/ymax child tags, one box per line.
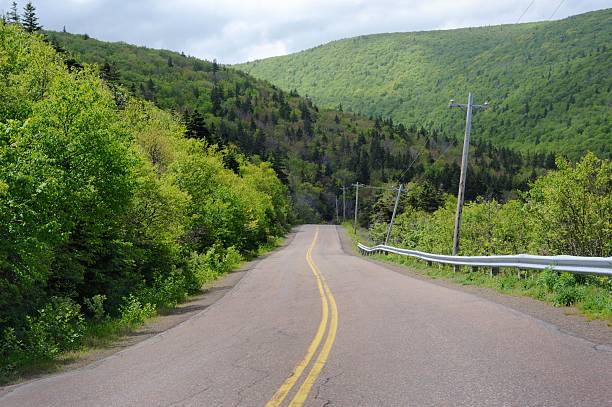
<box><xmin>397</xmin><ymin>134</ymin><xmax>430</xmax><ymax>183</ymax></box>
<box><xmin>516</xmin><ymin>0</ymin><xmax>536</xmax><ymax>23</ymax></box>
<box><xmin>360</xmin><ymin>185</ymin><xmax>398</xmax><ymax>191</ymax></box>
<box><xmin>549</xmin><ymin>0</ymin><xmax>565</xmax><ymax>20</ymax></box>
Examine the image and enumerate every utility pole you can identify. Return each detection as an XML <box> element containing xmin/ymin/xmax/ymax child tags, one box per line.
<box><xmin>342</xmin><ymin>186</ymin><xmax>346</xmax><ymax>221</ymax></box>
<box><xmin>352</xmin><ymin>183</ymin><xmax>361</xmax><ymax>234</ymax></box>
<box><xmin>335</xmin><ymin>195</ymin><xmax>339</xmax><ymax>224</ymax></box>
<box><xmin>449</xmin><ymin>93</ymin><xmax>489</xmax><ymax>257</ymax></box>
<box><xmin>385</xmin><ymin>184</ymin><xmax>403</xmax><ymax>245</ymax></box>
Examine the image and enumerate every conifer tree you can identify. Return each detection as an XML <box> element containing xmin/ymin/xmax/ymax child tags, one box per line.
<box><xmin>22</xmin><ymin>1</ymin><xmax>41</xmax><ymax>32</ymax></box>
<box><xmin>8</xmin><ymin>1</ymin><xmax>19</xmax><ymax>24</ymax></box>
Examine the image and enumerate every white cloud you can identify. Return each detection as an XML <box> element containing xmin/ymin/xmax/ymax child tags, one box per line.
<box><xmin>3</xmin><ymin>0</ymin><xmax>609</xmax><ymax>63</ymax></box>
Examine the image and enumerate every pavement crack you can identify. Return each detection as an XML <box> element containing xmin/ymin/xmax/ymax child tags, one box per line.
<box><xmin>230</xmin><ymin>354</ymin><xmax>274</xmax><ymax>407</ymax></box>
<box><xmin>313</xmin><ymin>372</ymin><xmax>343</xmax><ymax>406</ymax></box>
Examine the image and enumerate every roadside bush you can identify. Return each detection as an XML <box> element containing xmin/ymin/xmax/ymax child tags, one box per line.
<box><xmin>536</xmin><ymin>268</ymin><xmax>560</xmax><ymax>292</ymax></box>
<box><xmin>526</xmin><ymin>153</ymin><xmax>611</xmax><ymax>256</ymax></box>
<box><xmin>186</xmin><ymin>245</ymin><xmax>243</xmax><ymax>292</ymax></box>
<box><xmin>25</xmin><ymin>297</ymin><xmax>85</xmax><ymax>359</ymax></box>
<box><xmin>119</xmin><ymin>295</ymin><xmax>156</xmax><ymax>327</ymax></box>
<box><xmin>84</xmin><ymin>295</ymin><xmax>107</xmax><ymax>322</ymax></box>
<box><xmin>581</xmin><ymin>287</ymin><xmax>612</xmax><ymax>318</ymax></box>
<box><xmin>495</xmin><ymin>273</ymin><xmax>521</xmax><ymax>291</ymax></box>
<box><xmin>552</xmin><ymin>273</ymin><xmax>585</xmax><ymax>306</ymax></box>
<box><xmin>146</xmin><ymin>271</ymin><xmax>189</xmax><ymax>309</ymax></box>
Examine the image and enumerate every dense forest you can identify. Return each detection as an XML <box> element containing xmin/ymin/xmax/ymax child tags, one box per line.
<box><xmin>47</xmin><ymin>31</ymin><xmax>554</xmax><ymax>222</ymax></box>
<box><xmin>0</xmin><ymin>20</ymin><xmax>291</xmax><ymax>380</ymax></box>
<box><xmin>237</xmin><ymin>9</ymin><xmax>612</xmax><ymax>159</ymax></box>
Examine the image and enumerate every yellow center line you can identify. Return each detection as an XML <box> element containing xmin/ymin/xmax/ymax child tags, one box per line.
<box><xmin>265</xmin><ymin>227</ymin><xmax>330</xmax><ymax>407</ymax></box>
<box><xmin>288</xmin><ymin>257</ymin><xmax>338</xmax><ymax>406</ymax></box>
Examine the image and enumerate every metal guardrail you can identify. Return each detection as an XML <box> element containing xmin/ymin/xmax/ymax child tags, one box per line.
<box><xmin>357</xmin><ymin>243</ymin><xmax>612</xmax><ymax>276</ymax></box>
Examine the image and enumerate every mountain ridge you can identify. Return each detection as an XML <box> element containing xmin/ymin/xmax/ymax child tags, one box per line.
<box><xmin>49</xmin><ymin>29</ymin><xmax>551</xmax><ymax>221</ymax></box>
<box><xmin>236</xmin><ymin>9</ymin><xmax>612</xmax><ymax>159</ymax></box>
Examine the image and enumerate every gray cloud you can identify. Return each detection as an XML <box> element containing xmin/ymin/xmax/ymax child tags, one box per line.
<box><xmin>2</xmin><ymin>0</ymin><xmax>609</xmax><ymax>63</ymax></box>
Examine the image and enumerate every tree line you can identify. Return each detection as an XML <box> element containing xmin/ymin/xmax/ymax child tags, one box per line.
<box><xmin>47</xmin><ymin>30</ymin><xmax>554</xmax><ymax>222</ymax></box>
<box><xmin>0</xmin><ymin>21</ymin><xmax>291</xmax><ymax>382</ymax></box>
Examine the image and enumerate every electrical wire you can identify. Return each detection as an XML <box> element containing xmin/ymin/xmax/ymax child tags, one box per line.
<box><xmin>548</xmin><ymin>0</ymin><xmax>565</xmax><ymax>20</ymax></box>
<box><xmin>516</xmin><ymin>0</ymin><xmax>536</xmax><ymax>23</ymax></box>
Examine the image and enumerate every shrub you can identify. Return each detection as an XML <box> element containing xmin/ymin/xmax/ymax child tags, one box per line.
<box><xmin>119</xmin><ymin>295</ymin><xmax>156</xmax><ymax>327</ymax></box>
<box><xmin>84</xmin><ymin>294</ymin><xmax>107</xmax><ymax>322</ymax></box>
<box><xmin>552</xmin><ymin>272</ymin><xmax>584</xmax><ymax>306</ymax></box>
<box><xmin>148</xmin><ymin>272</ymin><xmax>188</xmax><ymax>309</ymax></box>
<box><xmin>496</xmin><ymin>273</ymin><xmax>520</xmax><ymax>291</ymax></box>
<box><xmin>581</xmin><ymin>288</ymin><xmax>612</xmax><ymax>317</ymax></box>
<box><xmin>536</xmin><ymin>268</ymin><xmax>559</xmax><ymax>292</ymax></box>
<box><xmin>24</xmin><ymin>297</ymin><xmax>85</xmax><ymax>359</ymax></box>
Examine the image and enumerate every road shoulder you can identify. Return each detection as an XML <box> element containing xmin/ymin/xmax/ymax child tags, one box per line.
<box><xmin>335</xmin><ymin>226</ymin><xmax>612</xmax><ymax>347</ymax></box>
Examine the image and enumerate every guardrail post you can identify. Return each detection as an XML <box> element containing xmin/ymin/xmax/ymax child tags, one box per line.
<box><xmin>471</xmin><ymin>266</ymin><xmax>478</xmax><ymax>273</ymax></box>
<box><xmin>426</xmin><ymin>261</ymin><xmax>432</xmax><ymax>267</ymax></box>
<box><xmin>453</xmin><ymin>265</ymin><xmax>459</xmax><ymax>272</ymax></box>
<box><xmin>490</xmin><ymin>267</ymin><xmax>500</xmax><ymax>277</ymax></box>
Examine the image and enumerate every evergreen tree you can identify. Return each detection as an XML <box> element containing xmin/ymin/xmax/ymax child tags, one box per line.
<box><xmin>186</xmin><ymin>110</ymin><xmax>210</xmax><ymax>140</ymax></box>
<box><xmin>211</xmin><ymin>84</ymin><xmax>223</xmax><ymax>114</ymax></box>
<box><xmin>22</xmin><ymin>1</ymin><xmax>41</xmax><ymax>32</ymax></box>
<box><xmin>100</xmin><ymin>62</ymin><xmax>120</xmax><ymax>85</ymax></box>
<box><xmin>8</xmin><ymin>1</ymin><xmax>19</xmax><ymax>24</ymax></box>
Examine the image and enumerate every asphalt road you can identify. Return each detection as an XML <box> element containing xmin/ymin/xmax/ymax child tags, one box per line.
<box><xmin>1</xmin><ymin>225</ymin><xmax>611</xmax><ymax>406</ymax></box>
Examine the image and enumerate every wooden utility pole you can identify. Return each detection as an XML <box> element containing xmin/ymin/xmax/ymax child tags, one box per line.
<box><xmin>352</xmin><ymin>183</ymin><xmax>361</xmax><ymax>234</ymax></box>
<box><xmin>449</xmin><ymin>93</ymin><xmax>489</xmax><ymax>258</ymax></box>
<box><xmin>335</xmin><ymin>195</ymin><xmax>339</xmax><ymax>224</ymax></box>
<box><xmin>342</xmin><ymin>186</ymin><xmax>346</xmax><ymax>221</ymax></box>
<box><xmin>385</xmin><ymin>184</ymin><xmax>403</xmax><ymax>245</ymax></box>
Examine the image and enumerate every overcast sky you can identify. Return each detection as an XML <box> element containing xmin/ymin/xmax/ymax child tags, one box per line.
<box><xmin>3</xmin><ymin>1</ymin><xmax>610</xmax><ymax>63</ymax></box>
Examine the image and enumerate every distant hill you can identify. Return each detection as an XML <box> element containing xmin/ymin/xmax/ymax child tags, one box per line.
<box><xmin>236</xmin><ymin>9</ymin><xmax>612</xmax><ymax>159</ymax></box>
<box><xmin>49</xmin><ymin>31</ymin><xmax>550</xmax><ymax>221</ymax></box>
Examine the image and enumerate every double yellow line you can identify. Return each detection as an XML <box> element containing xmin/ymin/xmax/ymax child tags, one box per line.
<box><xmin>265</xmin><ymin>227</ymin><xmax>338</xmax><ymax>407</ymax></box>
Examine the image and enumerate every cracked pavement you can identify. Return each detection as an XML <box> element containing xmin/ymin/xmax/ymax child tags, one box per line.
<box><xmin>0</xmin><ymin>225</ymin><xmax>610</xmax><ymax>406</ymax></box>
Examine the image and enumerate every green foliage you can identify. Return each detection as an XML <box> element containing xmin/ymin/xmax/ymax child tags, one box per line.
<box><xmin>48</xmin><ymin>29</ymin><xmax>544</xmax><ymax>221</ymax></box>
<box><xmin>119</xmin><ymin>295</ymin><xmax>156</xmax><ymax>327</ymax></box>
<box><xmin>0</xmin><ymin>297</ymin><xmax>85</xmax><ymax>375</ymax></box>
<box><xmin>371</xmin><ymin>153</ymin><xmax>611</xmax><ymax>257</ymax></box>
<box><xmin>364</xmin><ymin>154</ymin><xmax>611</xmax><ymax>319</ymax></box>
<box><xmin>186</xmin><ymin>245</ymin><xmax>242</xmax><ymax>292</ymax></box>
<box><xmin>84</xmin><ymin>294</ymin><xmax>107</xmax><ymax>322</ymax></box>
<box><xmin>0</xmin><ymin>24</ymin><xmax>289</xmax><ymax>382</ymax></box>
<box><xmin>526</xmin><ymin>152</ymin><xmax>611</xmax><ymax>256</ymax></box>
<box><xmin>238</xmin><ymin>9</ymin><xmax>612</xmax><ymax>159</ymax></box>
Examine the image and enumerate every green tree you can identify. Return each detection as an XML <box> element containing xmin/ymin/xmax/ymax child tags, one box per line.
<box><xmin>7</xmin><ymin>1</ymin><xmax>19</xmax><ymax>24</ymax></box>
<box><xmin>526</xmin><ymin>153</ymin><xmax>611</xmax><ymax>256</ymax></box>
<box><xmin>22</xmin><ymin>1</ymin><xmax>41</xmax><ymax>32</ymax></box>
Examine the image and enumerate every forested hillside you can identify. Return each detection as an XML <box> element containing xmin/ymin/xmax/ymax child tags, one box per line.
<box><xmin>48</xmin><ymin>31</ymin><xmax>551</xmax><ymax>221</ymax></box>
<box><xmin>0</xmin><ymin>23</ymin><xmax>290</xmax><ymax>381</ymax></box>
<box><xmin>237</xmin><ymin>9</ymin><xmax>612</xmax><ymax>159</ymax></box>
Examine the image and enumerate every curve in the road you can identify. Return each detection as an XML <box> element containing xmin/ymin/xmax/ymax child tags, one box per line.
<box><xmin>266</xmin><ymin>226</ymin><xmax>339</xmax><ymax>407</ymax></box>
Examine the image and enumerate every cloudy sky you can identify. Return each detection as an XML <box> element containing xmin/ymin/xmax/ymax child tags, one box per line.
<box><xmin>4</xmin><ymin>0</ymin><xmax>610</xmax><ymax>63</ymax></box>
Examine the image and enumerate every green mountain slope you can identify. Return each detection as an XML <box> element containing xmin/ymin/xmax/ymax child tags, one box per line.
<box><xmin>236</xmin><ymin>9</ymin><xmax>612</xmax><ymax>158</ymax></box>
<box><xmin>48</xmin><ymin>31</ymin><xmax>549</xmax><ymax>221</ymax></box>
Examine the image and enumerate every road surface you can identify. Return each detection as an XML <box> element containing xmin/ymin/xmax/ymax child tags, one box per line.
<box><xmin>1</xmin><ymin>225</ymin><xmax>611</xmax><ymax>406</ymax></box>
